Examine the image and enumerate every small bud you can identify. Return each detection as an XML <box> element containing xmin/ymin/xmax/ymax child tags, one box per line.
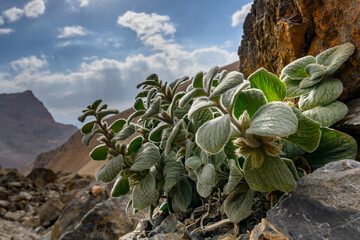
<box><xmin>251</xmin><ymin>150</ymin><xmax>264</xmax><ymax>168</ymax></box>
<box><xmin>239</xmin><ymin>111</ymin><xmax>251</xmax><ymax>135</ymax></box>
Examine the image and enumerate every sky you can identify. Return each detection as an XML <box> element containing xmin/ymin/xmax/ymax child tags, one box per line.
<box><xmin>0</xmin><ymin>0</ymin><xmax>253</xmax><ymax>127</ymax></box>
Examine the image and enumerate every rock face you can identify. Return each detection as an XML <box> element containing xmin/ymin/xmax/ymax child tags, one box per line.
<box><xmin>59</xmin><ymin>196</ymin><xmax>143</xmax><ymax>240</ymax></box>
<box><xmin>238</xmin><ymin>0</ymin><xmax>360</xmax><ymax>102</ymax></box>
<box><xmin>238</xmin><ymin>0</ymin><xmax>360</xmax><ymax>158</ymax></box>
<box><xmin>0</xmin><ymin>90</ymin><xmax>77</xmax><ymax>169</ymax></box>
<box><xmin>266</xmin><ymin>159</ymin><xmax>360</xmax><ymax>239</ymax></box>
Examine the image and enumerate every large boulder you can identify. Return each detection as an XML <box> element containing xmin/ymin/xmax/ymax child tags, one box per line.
<box><xmin>264</xmin><ymin>159</ymin><xmax>360</xmax><ymax>239</ymax></box>
<box><xmin>238</xmin><ymin>0</ymin><xmax>360</xmax><ymax>102</ymax></box>
<box><xmin>58</xmin><ymin>196</ymin><xmax>144</xmax><ymax>240</ymax></box>
<box><xmin>27</xmin><ymin>168</ymin><xmax>57</xmax><ymax>187</ymax></box>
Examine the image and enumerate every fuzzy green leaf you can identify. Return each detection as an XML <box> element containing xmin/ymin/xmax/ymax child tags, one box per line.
<box><xmin>224</xmin><ymin>159</ymin><xmax>244</xmax><ymax>195</ymax></box>
<box><xmin>81</xmin><ymin>120</ymin><xmax>97</xmax><ymax>134</ymax></box>
<box><xmin>193</xmin><ymin>71</ymin><xmax>204</xmax><ymax>88</ymax></box>
<box><xmin>188</xmin><ymin>97</ymin><xmax>216</xmax><ymax>120</ymax></box>
<box><xmin>316</xmin><ymin>42</ymin><xmax>355</xmax><ymax>76</ymax></box>
<box><xmin>95</xmin><ymin>154</ymin><xmax>124</xmax><ymax>182</ymax></box>
<box><xmin>224</xmin><ymin>186</ymin><xmax>254</xmax><ymax>223</ymax></box>
<box><xmin>249</xmin><ymin>68</ymin><xmax>286</xmax><ymax>102</ymax></box>
<box><xmin>163</xmin><ymin>152</ymin><xmax>184</xmax><ymax>192</ymax></box>
<box><xmin>130</xmin><ymin>142</ymin><xmax>160</xmax><ymax>171</ymax></box>
<box><xmin>165</xmin><ymin>120</ymin><xmax>184</xmax><ymax>155</ymax></box>
<box><xmin>82</xmin><ymin>129</ymin><xmax>102</xmax><ymax>146</ymax></box>
<box><xmin>97</xmin><ymin>109</ymin><xmax>119</xmax><ymax>120</ymax></box>
<box><xmin>126</xmin><ymin>136</ymin><xmax>143</xmax><ymax>156</ymax></box>
<box><xmin>190</xmin><ymin>108</ymin><xmax>213</xmax><ymax>133</ymax></box>
<box><xmin>233</xmin><ymin>89</ymin><xmax>267</xmax><ymax>119</ymax></box>
<box><xmin>286</xmin><ymin>107</ymin><xmax>321</xmax><ymax>153</ymax></box>
<box><xmin>179</xmin><ymin>88</ymin><xmax>207</xmax><ymax>108</ymax></box>
<box><xmin>113</xmin><ymin>124</ymin><xmax>136</xmax><ymax>141</ymax></box>
<box><xmin>111</xmin><ymin>177</ymin><xmax>130</xmax><ymax>197</ymax></box>
<box><xmin>168</xmin><ymin>91</ymin><xmax>185</xmax><ymax>119</ymax></box>
<box><xmin>134</xmin><ymin>98</ymin><xmax>145</xmax><ymax>111</ymax></box>
<box><xmin>127</xmin><ymin>110</ymin><xmax>145</xmax><ymax>125</ymax></box>
<box><xmin>203</xmin><ymin>66</ymin><xmax>220</xmax><ymax>93</ymax></box>
<box><xmin>283</xmin><ymin>76</ymin><xmax>315</xmax><ymax>98</ymax></box>
<box><xmin>221</xmin><ymin>82</ymin><xmax>250</xmax><ymax>113</ymax></box>
<box><xmin>185</xmin><ymin>156</ymin><xmax>202</xmax><ymax>170</ymax></box>
<box><xmin>282</xmin><ymin>56</ymin><xmax>316</xmax><ymax>80</ymax></box>
<box><xmin>209</xmin><ymin>71</ymin><xmax>244</xmax><ymax>99</ymax></box>
<box><xmin>246</xmin><ymin>102</ymin><xmax>298</xmax><ymax>137</ymax></box>
<box><xmin>141</xmin><ymin>97</ymin><xmax>161</xmax><ymax>120</ymax></box>
<box><xmin>89</xmin><ymin>144</ymin><xmax>109</xmax><ymax>161</ymax></box>
<box><xmin>282</xmin><ymin>158</ymin><xmax>300</xmax><ymax>181</ymax></box>
<box><xmin>149</xmin><ymin>122</ymin><xmax>171</xmax><ymax>142</ymax></box>
<box><xmin>172</xmin><ymin>177</ymin><xmax>192</xmax><ymax>213</ymax></box>
<box><xmin>90</xmin><ymin>99</ymin><xmax>102</xmax><ymax>110</ymax></box>
<box><xmin>196</xmin><ymin>114</ymin><xmax>231</xmax><ymax>154</ymax></box>
<box><xmin>303</xmin><ymin>101</ymin><xmax>348</xmax><ymax>127</ymax></box>
<box><xmin>299</xmin><ymin>64</ymin><xmax>325</xmax><ymax>88</ymax></box>
<box><xmin>304</xmin><ymin>128</ymin><xmax>357</xmax><ymax>170</ymax></box>
<box><xmin>282</xmin><ymin>139</ymin><xmax>306</xmax><ymax>159</ymax></box>
<box><xmin>133</xmin><ymin>173</ymin><xmax>159</xmax><ymax>210</ymax></box>
<box><xmin>244</xmin><ymin>155</ymin><xmax>296</xmax><ymax>192</ymax></box>
<box><xmin>109</xmin><ymin>119</ymin><xmax>126</xmax><ymax>133</ymax></box>
<box><xmin>196</xmin><ymin>163</ymin><xmax>215</xmax><ymax>197</ymax></box>
<box><xmin>299</xmin><ymin>78</ymin><xmax>343</xmax><ymax>111</ymax></box>
<box><xmin>78</xmin><ymin>109</ymin><xmax>95</xmax><ymax>122</ymax></box>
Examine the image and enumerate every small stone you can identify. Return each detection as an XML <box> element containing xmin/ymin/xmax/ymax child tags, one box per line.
<box><xmin>0</xmin><ymin>186</ymin><xmax>9</xmax><ymax>200</ymax></box>
<box><xmin>89</xmin><ymin>185</ymin><xmax>104</xmax><ymax>196</ymax></box>
<box><xmin>0</xmin><ymin>200</ymin><xmax>10</xmax><ymax>208</ymax></box>
<box><xmin>148</xmin><ymin>215</ymin><xmax>177</xmax><ymax>237</ymax></box>
<box><xmin>34</xmin><ymin>226</ymin><xmax>45</xmax><ymax>234</ymax></box>
<box><xmin>9</xmin><ymin>192</ymin><xmax>32</xmax><ymax>202</ymax></box>
<box><xmin>250</xmin><ymin>218</ymin><xmax>292</xmax><ymax>240</ymax></box>
<box><xmin>4</xmin><ymin>210</ymin><xmax>25</xmax><ymax>221</ymax></box>
<box><xmin>8</xmin><ymin>182</ymin><xmax>22</xmax><ymax>188</ymax></box>
<box><xmin>22</xmin><ymin>216</ymin><xmax>40</xmax><ymax>228</ymax></box>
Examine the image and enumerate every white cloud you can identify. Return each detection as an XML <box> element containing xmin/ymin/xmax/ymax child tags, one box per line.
<box><xmin>24</xmin><ymin>0</ymin><xmax>46</xmax><ymax>18</ymax></box>
<box><xmin>79</xmin><ymin>0</ymin><xmax>89</xmax><ymax>7</ymax></box>
<box><xmin>118</xmin><ymin>11</ymin><xmax>176</xmax><ymax>37</ymax></box>
<box><xmin>2</xmin><ymin>7</ymin><xmax>24</xmax><ymax>22</ymax></box>
<box><xmin>11</xmin><ymin>56</ymin><xmax>48</xmax><ymax>72</ymax></box>
<box><xmin>0</xmin><ymin>12</ymin><xmax>237</xmax><ymax>126</ymax></box>
<box><xmin>56</xmin><ymin>41</ymin><xmax>73</xmax><ymax>47</ymax></box>
<box><xmin>0</xmin><ymin>28</ymin><xmax>14</xmax><ymax>35</ymax></box>
<box><xmin>231</xmin><ymin>2</ymin><xmax>253</xmax><ymax>27</ymax></box>
<box><xmin>58</xmin><ymin>26</ymin><xmax>87</xmax><ymax>38</ymax></box>
<box><xmin>0</xmin><ymin>17</ymin><xmax>4</xmax><ymax>25</ymax></box>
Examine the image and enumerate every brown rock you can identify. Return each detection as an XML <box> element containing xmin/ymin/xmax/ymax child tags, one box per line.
<box><xmin>90</xmin><ymin>185</ymin><xmax>104</xmax><ymax>196</ymax></box>
<box><xmin>250</xmin><ymin>218</ymin><xmax>292</xmax><ymax>240</ymax></box>
<box><xmin>39</xmin><ymin>197</ymin><xmax>65</xmax><ymax>226</ymax></box>
<box><xmin>238</xmin><ymin>0</ymin><xmax>360</xmax><ymax>102</ymax></box>
<box><xmin>0</xmin><ymin>219</ymin><xmax>40</xmax><ymax>240</ymax></box>
<box><xmin>27</xmin><ymin>168</ymin><xmax>57</xmax><ymax>187</ymax></box>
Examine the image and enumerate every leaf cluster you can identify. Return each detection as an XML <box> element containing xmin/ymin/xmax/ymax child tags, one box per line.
<box><xmin>78</xmin><ymin>43</ymin><xmax>357</xmax><ymax>224</ymax></box>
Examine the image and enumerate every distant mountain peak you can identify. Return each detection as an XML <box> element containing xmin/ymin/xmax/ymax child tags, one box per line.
<box><xmin>0</xmin><ymin>91</ymin><xmax>77</xmax><ymax>169</ymax></box>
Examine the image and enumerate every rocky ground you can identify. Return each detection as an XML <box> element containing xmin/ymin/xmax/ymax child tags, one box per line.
<box><xmin>0</xmin><ymin>165</ymin><xmax>142</xmax><ymax>240</ymax></box>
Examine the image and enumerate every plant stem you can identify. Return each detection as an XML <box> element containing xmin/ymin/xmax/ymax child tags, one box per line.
<box><xmin>216</xmin><ymin>104</ymin><xmax>244</xmax><ymax>137</ymax></box>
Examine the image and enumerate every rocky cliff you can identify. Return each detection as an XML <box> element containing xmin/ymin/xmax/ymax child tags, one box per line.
<box><xmin>0</xmin><ymin>91</ymin><xmax>77</xmax><ymax>169</ymax></box>
<box><xmin>239</xmin><ymin>0</ymin><xmax>360</xmax><ymax>102</ymax></box>
<box><xmin>238</xmin><ymin>0</ymin><xmax>360</xmax><ymax>157</ymax></box>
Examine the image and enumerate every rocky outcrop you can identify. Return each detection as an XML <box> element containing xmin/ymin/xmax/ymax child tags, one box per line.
<box><xmin>238</xmin><ymin>0</ymin><xmax>360</xmax><ymax>158</ymax></box>
<box><xmin>59</xmin><ymin>196</ymin><xmax>143</xmax><ymax>240</ymax></box>
<box><xmin>264</xmin><ymin>159</ymin><xmax>360</xmax><ymax>239</ymax></box>
<box><xmin>0</xmin><ymin>90</ymin><xmax>77</xmax><ymax>169</ymax></box>
<box><xmin>238</xmin><ymin>0</ymin><xmax>360</xmax><ymax>102</ymax></box>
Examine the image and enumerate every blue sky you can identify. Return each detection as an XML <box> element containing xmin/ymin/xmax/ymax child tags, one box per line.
<box><xmin>0</xmin><ymin>0</ymin><xmax>253</xmax><ymax>127</ymax></box>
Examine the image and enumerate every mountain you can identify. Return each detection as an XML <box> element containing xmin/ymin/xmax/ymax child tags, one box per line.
<box><xmin>0</xmin><ymin>90</ymin><xmax>77</xmax><ymax>169</ymax></box>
